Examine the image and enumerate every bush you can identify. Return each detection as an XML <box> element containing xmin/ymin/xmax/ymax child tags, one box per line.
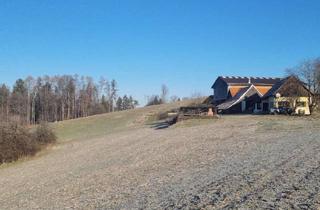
<box><xmin>0</xmin><ymin>122</ymin><xmax>38</xmax><ymax>164</ymax></box>
<box><xmin>33</xmin><ymin>122</ymin><xmax>57</xmax><ymax>144</ymax></box>
<box><xmin>0</xmin><ymin>121</ymin><xmax>57</xmax><ymax>164</ymax></box>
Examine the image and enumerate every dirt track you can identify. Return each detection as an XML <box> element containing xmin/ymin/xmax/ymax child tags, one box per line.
<box><xmin>0</xmin><ymin>115</ymin><xmax>320</xmax><ymax>209</ymax></box>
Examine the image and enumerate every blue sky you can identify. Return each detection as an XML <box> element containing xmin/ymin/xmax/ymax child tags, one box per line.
<box><xmin>1</xmin><ymin>0</ymin><xmax>320</xmax><ymax>104</ymax></box>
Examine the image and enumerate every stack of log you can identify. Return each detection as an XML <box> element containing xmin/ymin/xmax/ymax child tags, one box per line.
<box><xmin>178</xmin><ymin>104</ymin><xmax>216</xmax><ymax>120</ymax></box>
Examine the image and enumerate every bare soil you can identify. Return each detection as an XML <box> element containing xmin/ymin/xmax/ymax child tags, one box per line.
<box><xmin>0</xmin><ymin>111</ymin><xmax>319</xmax><ymax>209</ymax></box>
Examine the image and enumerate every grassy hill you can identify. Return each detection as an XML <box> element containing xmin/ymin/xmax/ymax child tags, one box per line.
<box><xmin>53</xmin><ymin>98</ymin><xmax>204</xmax><ymax>143</ymax></box>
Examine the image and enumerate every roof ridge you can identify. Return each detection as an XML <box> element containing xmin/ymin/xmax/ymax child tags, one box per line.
<box><xmin>218</xmin><ymin>75</ymin><xmax>282</xmax><ymax>79</ymax></box>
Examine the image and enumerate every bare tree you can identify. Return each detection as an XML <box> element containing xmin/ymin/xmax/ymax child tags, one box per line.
<box><xmin>0</xmin><ymin>84</ymin><xmax>10</xmax><ymax>121</ymax></box>
<box><xmin>285</xmin><ymin>68</ymin><xmax>298</xmax><ymax>77</ymax></box>
<box><xmin>161</xmin><ymin>84</ymin><xmax>169</xmax><ymax>103</ymax></box>
<box><xmin>98</xmin><ymin>76</ymin><xmax>107</xmax><ymax>102</ymax></box>
<box><xmin>105</xmin><ymin>80</ymin><xmax>111</xmax><ymax>112</ymax></box>
<box><xmin>297</xmin><ymin>59</ymin><xmax>316</xmax><ymax>92</ymax></box>
<box><xmin>110</xmin><ymin>80</ymin><xmax>118</xmax><ymax>112</ymax></box>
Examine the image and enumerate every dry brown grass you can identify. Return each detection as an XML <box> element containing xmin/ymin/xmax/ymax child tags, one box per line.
<box><xmin>33</xmin><ymin>122</ymin><xmax>57</xmax><ymax>145</ymax></box>
<box><xmin>0</xmin><ymin>122</ymin><xmax>56</xmax><ymax>164</ymax></box>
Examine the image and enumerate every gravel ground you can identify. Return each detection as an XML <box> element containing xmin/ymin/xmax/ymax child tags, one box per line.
<box><xmin>0</xmin><ymin>114</ymin><xmax>320</xmax><ymax>209</ymax></box>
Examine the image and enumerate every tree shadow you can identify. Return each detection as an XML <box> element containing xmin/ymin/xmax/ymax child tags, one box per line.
<box><xmin>148</xmin><ymin>116</ymin><xmax>178</xmax><ymax>130</ymax></box>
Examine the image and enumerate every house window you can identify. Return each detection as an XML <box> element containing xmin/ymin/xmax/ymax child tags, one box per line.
<box><xmin>296</xmin><ymin>101</ymin><xmax>306</xmax><ymax>107</ymax></box>
<box><xmin>256</xmin><ymin>102</ymin><xmax>261</xmax><ymax>110</ymax></box>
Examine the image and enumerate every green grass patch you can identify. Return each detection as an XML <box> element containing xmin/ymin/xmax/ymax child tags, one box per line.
<box><xmin>52</xmin><ymin>98</ymin><xmax>207</xmax><ymax>142</ymax></box>
<box><xmin>53</xmin><ymin>110</ymin><xmax>143</xmax><ymax>142</ymax></box>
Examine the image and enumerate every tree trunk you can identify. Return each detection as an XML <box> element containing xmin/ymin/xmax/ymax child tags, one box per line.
<box><xmin>61</xmin><ymin>102</ymin><xmax>64</xmax><ymax>121</ymax></box>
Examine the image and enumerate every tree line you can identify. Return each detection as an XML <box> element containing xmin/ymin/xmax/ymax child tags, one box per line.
<box><xmin>0</xmin><ymin>75</ymin><xmax>139</xmax><ymax>124</ymax></box>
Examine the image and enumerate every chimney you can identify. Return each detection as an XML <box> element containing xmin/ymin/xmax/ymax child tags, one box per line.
<box><xmin>248</xmin><ymin>77</ymin><xmax>251</xmax><ymax>84</ymax></box>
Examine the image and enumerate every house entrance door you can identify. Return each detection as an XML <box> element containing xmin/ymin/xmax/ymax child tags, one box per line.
<box><xmin>263</xmin><ymin>103</ymin><xmax>269</xmax><ymax>112</ymax></box>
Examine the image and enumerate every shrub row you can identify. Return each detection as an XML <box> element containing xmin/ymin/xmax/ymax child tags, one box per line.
<box><xmin>0</xmin><ymin>122</ymin><xmax>56</xmax><ymax>164</ymax></box>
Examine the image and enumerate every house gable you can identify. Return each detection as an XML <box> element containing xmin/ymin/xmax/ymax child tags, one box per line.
<box><xmin>212</xmin><ymin>77</ymin><xmax>229</xmax><ymax>101</ymax></box>
<box><xmin>278</xmin><ymin>77</ymin><xmax>311</xmax><ymax>97</ymax></box>
<box><xmin>263</xmin><ymin>76</ymin><xmax>312</xmax><ymax>98</ymax></box>
<box><xmin>255</xmin><ymin>86</ymin><xmax>272</xmax><ymax>96</ymax></box>
<box><xmin>228</xmin><ymin>86</ymin><xmax>249</xmax><ymax>97</ymax></box>
<box><xmin>217</xmin><ymin>85</ymin><xmax>262</xmax><ymax>110</ymax></box>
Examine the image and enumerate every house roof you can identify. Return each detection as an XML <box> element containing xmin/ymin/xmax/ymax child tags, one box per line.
<box><xmin>217</xmin><ymin>85</ymin><xmax>262</xmax><ymax>110</ymax></box>
<box><xmin>262</xmin><ymin>77</ymin><xmax>288</xmax><ymax>98</ymax></box>
<box><xmin>212</xmin><ymin>76</ymin><xmax>281</xmax><ymax>88</ymax></box>
<box><xmin>263</xmin><ymin>76</ymin><xmax>311</xmax><ymax>98</ymax></box>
